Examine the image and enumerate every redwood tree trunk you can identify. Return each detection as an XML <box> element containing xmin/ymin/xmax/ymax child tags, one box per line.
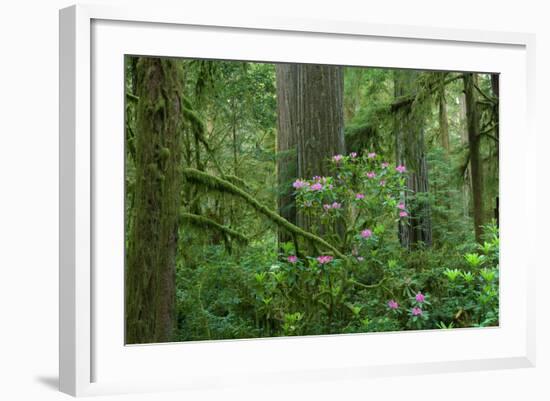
<box><xmin>394</xmin><ymin>70</ymin><xmax>432</xmax><ymax>248</ymax></box>
<box><xmin>295</xmin><ymin>64</ymin><xmax>345</xmax><ymax>232</ymax></box>
<box><xmin>295</xmin><ymin>64</ymin><xmax>345</xmax><ymax>178</ymax></box>
<box><xmin>464</xmin><ymin>73</ymin><xmax>484</xmax><ymax>243</ymax></box>
<box><xmin>126</xmin><ymin>58</ymin><xmax>184</xmax><ymax>344</ymax></box>
<box><xmin>275</xmin><ymin>63</ymin><xmax>345</xmax><ymax>236</ymax></box>
<box><xmin>275</xmin><ymin>64</ymin><xmax>299</xmax><ymax>244</ymax></box>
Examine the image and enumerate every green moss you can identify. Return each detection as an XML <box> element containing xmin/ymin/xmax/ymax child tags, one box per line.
<box><xmin>126</xmin><ymin>57</ymin><xmax>185</xmax><ymax>344</ymax></box>
<box><xmin>159</xmin><ymin>147</ymin><xmax>171</xmax><ymax>160</ymax></box>
<box><xmin>183</xmin><ymin>168</ymin><xmax>348</xmax><ymax>261</ymax></box>
<box><xmin>180</xmin><ymin>212</ymin><xmax>248</xmax><ymax>244</ymax></box>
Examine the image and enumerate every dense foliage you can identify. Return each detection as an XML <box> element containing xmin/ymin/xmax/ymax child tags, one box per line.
<box><xmin>124</xmin><ymin>57</ymin><xmax>499</xmax><ymax>344</ymax></box>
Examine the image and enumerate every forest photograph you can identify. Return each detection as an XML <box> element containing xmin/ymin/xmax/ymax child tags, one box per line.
<box><xmin>124</xmin><ymin>56</ymin><xmax>499</xmax><ymax>345</ymax></box>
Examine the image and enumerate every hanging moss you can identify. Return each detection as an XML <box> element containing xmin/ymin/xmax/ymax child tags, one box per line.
<box><xmin>182</xmin><ymin>168</ymin><xmax>347</xmax><ymax>261</ymax></box>
<box><xmin>181</xmin><ymin>96</ymin><xmax>228</xmax><ymax>178</ymax></box>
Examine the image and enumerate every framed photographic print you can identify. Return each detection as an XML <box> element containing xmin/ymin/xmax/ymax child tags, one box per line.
<box><xmin>59</xmin><ymin>4</ymin><xmax>536</xmax><ymax>396</ymax></box>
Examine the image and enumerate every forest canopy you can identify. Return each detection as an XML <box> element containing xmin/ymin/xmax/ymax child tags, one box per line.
<box><xmin>124</xmin><ymin>56</ymin><xmax>499</xmax><ymax>344</ymax></box>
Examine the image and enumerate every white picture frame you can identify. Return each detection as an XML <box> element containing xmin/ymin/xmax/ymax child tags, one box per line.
<box><xmin>59</xmin><ymin>3</ymin><xmax>536</xmax><ymax>397</ymax></box>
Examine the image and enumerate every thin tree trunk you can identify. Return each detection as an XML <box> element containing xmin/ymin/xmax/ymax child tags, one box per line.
<box><xmin>394</xmin><ymin>70</ymin><xmax>432</xmax><ymax>248</ymax></box>
<box><xmin>275</xmin><ymin>64</ymin><xmax>299</xmax><ymax>244</ymax></box>
<box><xmin>491</xmin><ymin>73</ymin><xmax>500</xmax><ymax>226</ymax></box>
<box><xmin>464</xmin><ymin>73</ymin><xmax>484</xmax><ymax>243</ymax></box>
<box><xmin>438</xmin><ymin>74</ymin><xmax>450</xmax><ymax>153</ymax></box>
<box><xmin>126</xmin><ymin>58</ymin><xmax>184</xmax><ymax>344</ymax></box>
<box><xmin>459</xmin><ymin>92</ymin><xmax>471</xmax><ymax>217</ymax></box>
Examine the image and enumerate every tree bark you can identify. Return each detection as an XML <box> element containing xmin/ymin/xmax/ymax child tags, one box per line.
<box><xmin>459</xmin><ymin>93</ymin><xmax>472</xmax><ymax>217</ymax></box>
<box><xmin>464</xmin><ymin>73</ymin><xmax>484</xmax><ymax>243</ymax></box>
<box><xmin>438</xmin><ymin>74</ymin><xmax>450</xmax><ymax>153</ymax></box>
<box><xmin>275</xmin><ymin>63</ymin><xmax>345</xmax><ymax>237</ymax></box>
<box><xmin>275</xmin><ymin>64</ymin><xmax>299</xmax><ymax>244</ymax></box>
<box><xmin>394</xmin><ymin>70</ymin><xmax>432</xmax><ymax>248</ymax></box>
<box><xmin>125</xmin><ymin>58</ymin><xmax>184</xmax><ymax>344</ymax></box>
<box><xmin>491</xmin><ymin>73</ymin><xmax>500</xmax><ymax>226</ymax></box>
<box><xmin>295</xmin><ymin>64</ymin><xmax>346</xmax><ymax>232</ymax></box>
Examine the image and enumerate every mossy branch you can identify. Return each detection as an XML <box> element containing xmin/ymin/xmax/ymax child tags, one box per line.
<box><xmin>126</xmin><ymin>92</ymin><xmax>139</xmax><ymax>102</ymax></box>
<box><xmin>391</xmin><ymin>74</ymin><xmax>464</xmax><ymax>111</ymax></box>
<box><xmin>180</xmin><ymin>212</ymin><xmax>248</xmax><ymax>244</ymax></box>
<box><xmin>183</xmin><ymin>168</ymin><xmax>347</xmax><ymax>260</ymax></box>
<box><xmin>180</xmin><ymin>98</ymin><xmax>254</xmax><ymax>193</ymax></box>
<box><xmin>474</xmin><ymin>83</ymin><xmax>497</xmax><ymax>104</ymax></box>
<box><xmin>224</xmin><ymin>174</ymin><xmax>253</xmax><ymax>191</ymax></box>
<box><xmin>348</xmin><ymin>276</ymin><xmax>386</xmax><ymax>290</ymax></box>
<box><xmin>181</xmin><ymin>96</ymin><xmax>225</xmax><ymax>177</ymax></box>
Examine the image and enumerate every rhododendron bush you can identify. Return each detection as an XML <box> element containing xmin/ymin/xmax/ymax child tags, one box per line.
<box><xmin>293</xmin><ymin>152</ymin><xmax>408</xmax><ymax>253</ymax></box>
<box><xmin>249</xmin><ymin>153</ymin><xmax>500</xmax><ymax>335</ymax></box>
<box><xmin>173</xmin><ymin>152</ymin><xmax>499</xmax><ymax>340</ymax></box>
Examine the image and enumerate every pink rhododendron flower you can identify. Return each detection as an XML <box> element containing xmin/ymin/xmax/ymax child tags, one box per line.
<box><xmin>317</xmin><ymin>255</ymin><xmax>334</xmax><ymax>264</ymax></box>
<box><xmin>387</xmin><ymin>300</ymin><xmax>399</xmax><ymax>310</ymax></box>
<box><xmin>379</xmin><ymin>180</ymin><xmax>386</xmax><ymax>187</ymax></box>
<box><xmin>293</xmin><ymin>179</ymin><xmax>308</xmax><ymax>189</ymax></box>
<box><xmin>323</xmin><ymin>204</ymin><xmax>331</xmax><ymax>211</ymax></box>
<box><xmin>313</xmin><ymin>176</ymin><xmax>329</xmax><ymax>183</ymax></box>
<box><xmin>399</xmin><ymin>211</ymin><xmax>408</xmax><ymax>217</ymax></box>
<box><xmin>350</xmin><ymin>152</ymin><xmax>357</xmax><ymax>158</ymax></box>
<box><xmin>332</xmin><ymin>154</ymin><xmax>343</xmax><ymax>163</ymax></box>
<box><xmin>411</xmin><ymin>307</ymin><xmax>423</xmax><ymax>316</ymax></box>
<box><xmin>366</xmin><ymin>171</ymin><xmax>376</xmax><ymax>179</ymax></box>
<box><xmin>287</xmin><ymin>255</ymin><xmax>298</xmax><ymax>263</ymax></box>
<box><xmin>360</xmin><ymin>229</ymin><xmax>373</xmax><ymax>239</ymax></box>
<box><xmin>311</xmin><ymin>183</ymin><xmax>323</xmax><ymax>191</ymax></box>
<box><xmin>415</xmin><ymin>292</ymin><xmax>425</xmax><ymax>303</ymax></box>
<box><xmin>356</xmin><ymin>193</ymin><xmax>365</xmax><ymax>200</ymax></box>
<box><xmin>397</xmin><ymin>202</ymin><xmax>406</xmax><ymax>210</ymax></box>
<box><xmin>331</xmin><ymin>202</ymin><xmax>341</xmax><ymax>209</ymax></box>
<box><xmin>367</xmin><ymin>152</ymin><xmax>377</xmax><ymax>159</ymax></box>
<box><xmin>381</xmin><ymin>162</ymin><xmax>389</xmax><ymax>168</ymax></box>
<box><xmin>396</xmin><ymin>165</ymin><xmax>407</xmax><ymax>173</ymax></box>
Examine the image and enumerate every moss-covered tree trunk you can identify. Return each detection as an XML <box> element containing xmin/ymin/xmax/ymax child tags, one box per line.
<box><xmin>464</xmin><ymin>73</ymin><xmax>484</xmax><ymax>243</ymax></box>
<box><xmin>491</xmin><ymin>73</ymin><xmax>500</xmax><ymax>227</ymax></box>
<box><xmin>459</xmin><ymin>92</ymin><xmax>472</xmax><ymax>217</ymax></box>
<box><xmin>125</xmin><ymin>58</ymin><xmax>185</xmax><ymax>344</ymax></box>
<box><xmin>394</xmin><ymin>70</ymin><xmax>432</xmax><ymax>248</ymax></box>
